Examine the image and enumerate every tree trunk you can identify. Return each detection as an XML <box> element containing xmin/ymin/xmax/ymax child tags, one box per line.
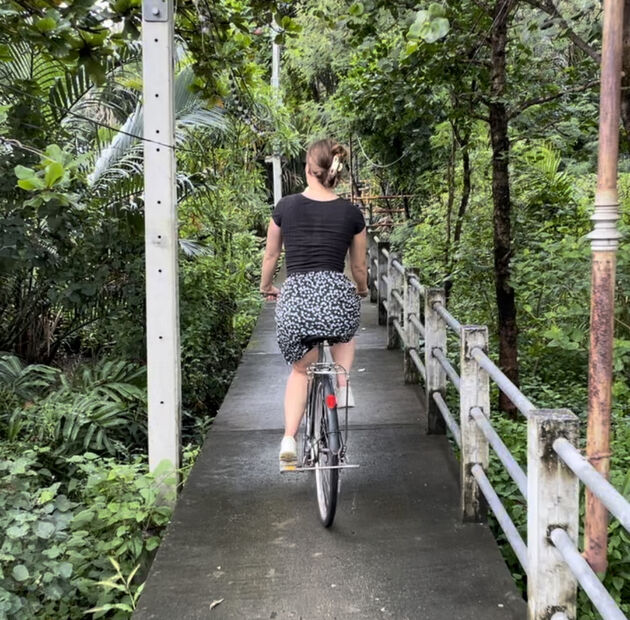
<box><xmin>490</xmin><ymin>0</ymin><xmax>519</xmax><ymax>416</ymax></box>
<box><xmin>403</xmin><ymin>196</ymin><xmax>410</xmax><ymax>219</ymax></box>
<box><xmin>620</xmin><ymin>0</ymin><xmax>630</xmax><ymax>138</ymax></box>
<box><xmin>445</xmin><ymin>131</ymin><xmax>472</xmax><ymax>304</ymax></box>
<box><xmin>453</xmin><ymin>137</ymin><xmax>471</xmax><ymax>249</ymax></box>
<box><xmin>444</xmin><ymin>131</ymin><xmax>457</xmax><ymax>300</ymax></box>
<box><xmin>445</xmin><ymin>133</ymin><xmax>456</xmax><ymax>251</ymax></box>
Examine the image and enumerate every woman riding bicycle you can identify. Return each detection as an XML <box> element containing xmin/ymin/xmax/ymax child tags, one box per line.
<box><xmin>259</xmin><ymin>138</ymin><xmax>369</xmax><ymax>462</ymax></box>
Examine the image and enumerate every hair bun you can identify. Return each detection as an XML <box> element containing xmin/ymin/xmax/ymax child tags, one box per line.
<box><xmin>306</xmin><ymin>138</ymin><xmax>349</xmax><ymax>189</ymax></box>
<box><xmin>331</xmin><ymin>143</ymin><xmax>347</xmax><ymax>157</ymax></box>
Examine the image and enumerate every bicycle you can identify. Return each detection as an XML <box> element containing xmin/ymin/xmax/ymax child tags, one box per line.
<box><xmin>281</xmin><ymin>336</ymin><xmax>358</xmax><ymax>528</ymax></box>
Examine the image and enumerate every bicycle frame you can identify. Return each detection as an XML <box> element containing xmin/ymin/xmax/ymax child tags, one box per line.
<box><xmin>302</xmin><ymin>342</ymin><xmax>348</xmax><ymax>466</ymax></box>
<box><xmin>280</xmin><ymin>341</ymin><xmax>358</xmax><ymax>476</ymax></box>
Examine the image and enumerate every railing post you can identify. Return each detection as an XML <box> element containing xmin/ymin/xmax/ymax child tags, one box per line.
<box><xmin>459</xmin><ymin>326</ymin><xmax>490</xmax><ymax>522</ymax></box>
<box><xmin>368</xmin><ymin>231</ymin><xmax>378</xmax><ymax>303</ymax></box>
<box><xmin>387</xmin><ymin>253</ymin><xmax>404</xmax><ymax>350</ymax></box>
<box><xmin>424</xmin><ymin>288</ymin><xmax>446</xmax><ymax>434</ymax></box>
<box><xmin>376</xmin><ymin>241</ymin><xmax>390</xmax><ymax>326</ymax></box>
<box><xmin>528</xmin><ymin>409</ymin><xmax>579</xmax><ymax>620</ymax></box>
<box><xmin>404</xmin><ymin>268</ymin><xmax>421</xmax><ymax>383</ymax></box>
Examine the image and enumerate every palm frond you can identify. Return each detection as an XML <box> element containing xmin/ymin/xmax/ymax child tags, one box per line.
<box><xmin>0</xmin><ymin>353</ymin><xmax>60</xmax><ymax>401</ymax></box>
<box><xmin>89</xmin><ymin>66</ymin><xmax>226</xmax><ymax>187</ymax></box>
<box><xmin>47</xmin><ymin>43</ymin><xmax>142</xmax><ymax>143</ymax></box>
<box><xmin>0</xmin><ymin>42</ymin><xmax>66</xmax><ymax>89</ymax></box>
<box><xmin>179</xmin><ymin>239</ymin><xmax>214</xmax><ymax>258</ymax></box>
<box><xmin>49</xmin><ymin>65</ymin><xmax>92</xmax><ymax>123</ymax></box>
<box><xmin>88</xmin><ymin>112</ymin><xmax>144</xmax><ymax>185</ymax></box>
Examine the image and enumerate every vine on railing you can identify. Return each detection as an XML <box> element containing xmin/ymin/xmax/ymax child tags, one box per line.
<box><xmin>367</xmin><ymin>233</ymin><xmax>629</xmax><ymax>620</ymax></box>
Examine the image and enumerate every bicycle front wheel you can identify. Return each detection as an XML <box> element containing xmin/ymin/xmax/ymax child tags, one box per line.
<box><xmin>313</xmin><ymin>375</ymin><xmax>339</xmax><ymax>528</ymax></box>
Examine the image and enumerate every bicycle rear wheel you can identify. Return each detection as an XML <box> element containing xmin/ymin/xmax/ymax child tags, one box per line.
<box><xmin>313</xmin><ymin>374</ymin><xmax>340</xmax><ymax>527</ymax></box>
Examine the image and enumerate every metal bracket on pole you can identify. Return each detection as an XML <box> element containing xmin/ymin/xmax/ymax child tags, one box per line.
<box><xmin>143</xmin><ymin>0</ymin><xmax>170</xmax><ymax>22</ymax></box>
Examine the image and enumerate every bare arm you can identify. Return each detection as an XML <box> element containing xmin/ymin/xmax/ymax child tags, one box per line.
<box><xmin>349</xmin><ymin>228</ymin><xmax>368</xmax><ymax>296</ymax></box>
<box><xmin>260</xmin><ymin>218</ymin><xmax>282</xmax><ymax>297</ymax></box>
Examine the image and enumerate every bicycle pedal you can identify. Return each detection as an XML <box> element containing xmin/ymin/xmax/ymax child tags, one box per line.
<box><xmin>279</xmin><ymin>460</ymin><xmax>299</xmax><ymax>473</ymax></box>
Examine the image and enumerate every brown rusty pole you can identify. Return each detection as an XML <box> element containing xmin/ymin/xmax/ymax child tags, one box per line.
<box><xmin>585</xmin><ymin>0</ymin><xmax>624</xmax><ymax>575</ymax></box>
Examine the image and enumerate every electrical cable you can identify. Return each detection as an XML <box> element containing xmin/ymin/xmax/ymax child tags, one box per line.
<box><xmin>1</xmin><ymin>82</ymin><xmax>219</xmax><ymax>157</ymax></box>
<box><xmin>356</xmin><ymin>135</ymin><xmax>410</xmax><ymax>169</ymax></box>
<box><xmin>0</xmin><ymin>136</ymin><xmax>46</xmax><ymax>157</ymax></box>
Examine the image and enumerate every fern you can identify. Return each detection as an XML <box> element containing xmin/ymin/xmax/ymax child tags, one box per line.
<box><xmin>0</xmin><ymin>354</ymin><xmax>59</xmax><ymax>401</ymax></box>
<box><xmin>46</xmin><ymin>358</ymin><xmax>147</xmax><ymax>455</ymax></box>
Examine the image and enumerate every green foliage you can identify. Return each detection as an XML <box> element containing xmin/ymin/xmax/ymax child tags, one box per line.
<box><xmin>65</xmin><ymin>453</ymin><xmax>173</xmax><ymax>576</ymax></box>
<box><xmin>0</xmin><ymin>447</ymin><xmax>173</xmax><ymax>619</ymax></box>
<box><xmin>179</xmin><ymin>246</ymin><xmax>262</xmax><ymax>433</ymax></box>
<box><xmin>407</xmin><ymin>4</ymin><xmax>450</xmax><ymax>47</ymax></box>
<box><xmin>14</xmin><ymin>144</ymin><xmax>81</xmax><ymax>196</ymax></box>
<box><xmin>0</xmin><ymin>1</ymin><xmax>140</xmax><ymax>85</ymax></box>
<box><xmin>86</xmin><ymin>557</ymin><xmax>144</xmax><ymax>617</ymax></box>
<box><xmin>0</xmin><ymin>449</ymin><xmax>76</xmax><ymax>618</ymax></box>
<box><xmin>0</xmin><ymin>353</ymin><xmax>59</xmax><ymax>402</ymax></box>
<box><xmin>3</xmin><ymin>358</ymin><xmax>147</xmax><ymax>458</ymax></box>
<box><xmin>1</xmin><ymin>0</ymin><xmax>623</xmax><ymax>617</ymax></box>
<box><xmin>289</xmin><ymin>3</ymin><xmax>625</xmax><ymax>609</ymax></box>
<box><xmin>176</xmin><ymin>0</ymin><xmax>295</xmax><ymax>101</ymax></box>
<box><xmin>0</xmin><ymin>0</ymin><xmax>292</xmax><ymax>617</ymax></box>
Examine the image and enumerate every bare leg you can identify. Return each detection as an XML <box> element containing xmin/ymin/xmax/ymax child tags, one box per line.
<box><xmin>284</xmin><ymin>347</ymin><xmax>319</xmax><ymax>438</ymax></box>
<box><xmin>330</xmin><ymin>339</ymin><xmax>355</xmax><ymax>387</ymax></box>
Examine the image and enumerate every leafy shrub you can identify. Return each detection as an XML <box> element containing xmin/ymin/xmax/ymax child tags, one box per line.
<box><xmin>51</xmin><ymin>361</ymin><xmax>147</xmax><ymax>457</ymax></box>
<box><xmin>0</xmin><ymin>448</ymin><xmax>76</xmax><ymax>619</ymax></box>
<box><xmin>86</xmin><ymin>557</ymin><xmax>145</xmax><ymax>617</ymax></box>
<box><xmin>65</xmin><ymin>453</ymin><xmax>173</xmax><ymax>611</ymax></box>
<box><xmin>0</xmin><ymin>354</ymin><xmax>62</xmax><ymax>442</ymax></box>
<box><xmin>0</xmin><ymin>446</ymin><xmax>173</xmax><ymax>619</ymax></box>
<box><xmin>5</xmin><ymin>359</ymin><xmax>146</xmax><ymax>458</ymax></box>
<box><xmin>179</xmin><ymin>251</ymin><xmax>261</xmax><ymax>440</ymax></box>
<box><xmin>0</xmin><ymin>354</ymin><xmax>60</xmax><ymax>402</ymax></box>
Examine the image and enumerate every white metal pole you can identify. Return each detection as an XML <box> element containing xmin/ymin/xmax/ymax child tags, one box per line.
<box><xmin>142</xmin><ymin>0</ymin><xmax>181</xmax><ymax>490</ymax></box>
<box><xmin>271</xmin><ymin>20</ymin><xmax>282</xmax><ymax>205</ymax></box>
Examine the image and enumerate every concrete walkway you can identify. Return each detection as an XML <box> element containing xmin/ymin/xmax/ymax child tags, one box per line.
<box><xmin>135</xmin><ymin>301</ymin><xmax>526</xmax><ymax>619</ymax></box>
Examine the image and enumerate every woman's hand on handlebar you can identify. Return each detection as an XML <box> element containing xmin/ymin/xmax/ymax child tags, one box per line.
<box><xmin>260</xmin><ymin>285</ymin><xmax>280</xmax><ymax>301</ymax></box>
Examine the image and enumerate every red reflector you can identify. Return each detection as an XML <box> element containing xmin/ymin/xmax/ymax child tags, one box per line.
<box><xmin>326</xmin><ymin>394</ymin><xmax>337</xmax><ymax>409</ymax></box>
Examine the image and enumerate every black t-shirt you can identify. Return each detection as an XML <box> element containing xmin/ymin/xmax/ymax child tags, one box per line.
<box><xmin>272</xmin><ymin>194</ymin><xmax>366</xmax><ymax>275</ymax></box>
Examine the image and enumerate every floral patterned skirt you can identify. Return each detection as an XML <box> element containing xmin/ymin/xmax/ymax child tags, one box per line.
<box><xmin>275</xmin><ymin>270</ymin><xmax>361</xmax><ymax>364</ymax></box>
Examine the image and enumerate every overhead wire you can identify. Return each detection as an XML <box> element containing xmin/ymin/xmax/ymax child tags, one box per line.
<box><xmin>1</xmin><ymin>82</ymin><xmax>221</xmax><ymax>158</ymax></box>
<box><xmin>356</xmin><ymin>136</ymin><xmax>410</xmax><ymax>169</ymax></box>
<box><xmin>0</xmin><ymin>136</ymin><xmax>46</xmax><ymax>157</ymax></box>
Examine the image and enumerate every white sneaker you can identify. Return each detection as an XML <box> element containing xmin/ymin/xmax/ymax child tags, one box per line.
<box><xmin>336</xmin><ymin>384</ymin><xmax>355</xmax><ymax>408</ymax></box>
<box><xmin>279</xmin><ymin>436</ymin><xmax>297</xmax><ymax>462</ymax></box>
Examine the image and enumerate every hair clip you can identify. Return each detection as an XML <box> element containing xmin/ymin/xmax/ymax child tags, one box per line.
<box><xmin>329</xmin><ymin>155</ymin><xmax>343</xmax><ymax>176</ymax></box>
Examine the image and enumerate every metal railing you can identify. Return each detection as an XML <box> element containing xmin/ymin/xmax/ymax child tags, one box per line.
<box><xmin>367</xmin><ymin>233</ymin><xmax>630</xmax><ymax>620</ymax></box>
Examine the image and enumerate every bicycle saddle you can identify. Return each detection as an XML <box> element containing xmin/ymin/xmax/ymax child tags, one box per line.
<box><xmin>301</xmin><ymin>335</ymin><xmax>342</xmax><ymax>347</ymax></box>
